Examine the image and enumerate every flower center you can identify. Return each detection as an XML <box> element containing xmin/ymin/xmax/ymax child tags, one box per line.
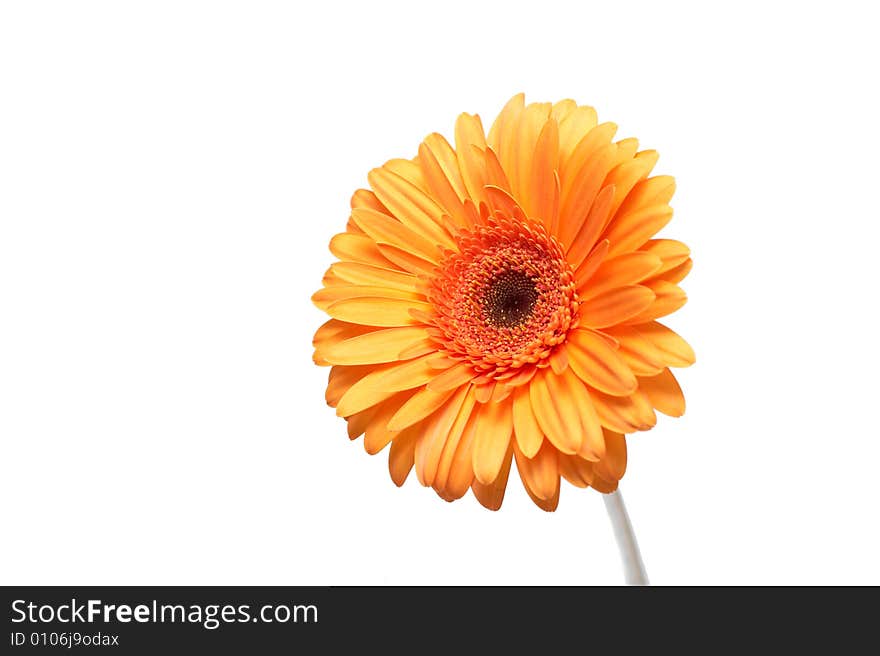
<box><xmin>428</xmin><ymin>214</ymin><xmax>580</xmax><ymax>375</ymax></box>
<box><xmin>483</xmin><ymin>270</ymin><xmax>539</xmax><ymax>328</ymax></box>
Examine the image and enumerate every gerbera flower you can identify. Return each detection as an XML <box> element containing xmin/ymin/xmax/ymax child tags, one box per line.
<box><xmin>312</xmin><ymin>94</ymin><xmax>694</xmax><ymax>511</ymax></box>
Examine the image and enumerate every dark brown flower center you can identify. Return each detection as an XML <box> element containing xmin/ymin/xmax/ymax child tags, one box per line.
<box><xmin>482</xmin><ymin>270</ymin><xmax>539</xmax><ymax>328</ymax></box>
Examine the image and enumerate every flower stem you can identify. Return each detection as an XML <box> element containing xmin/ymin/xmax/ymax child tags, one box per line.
<box><xmin>603</xmin><ymin>489</ymin><xmax>649</xmax><ymax>585</ymax></box>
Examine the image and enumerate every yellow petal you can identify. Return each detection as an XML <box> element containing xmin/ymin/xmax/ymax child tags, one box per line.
<box><xmin>566</xmin><ymin>328</ymin><xmax>637</xmax><ymax>396</ymax></box>
<box><xmin>638</xmin><ymin>368</ymin><xmax>686</xmax><ymax>417</ymax></box>
<box><xmin>471</xmin><ymin>398</ymin><xmax>514</xmax><ymax>485</ymax></box>
<box><xmin>579</xmin><ymin>285</ymin><xmax>655</xmax><ymax>329</ymax></box>
<box><xmin>329</xmin><ymin>232</ymin><xmax>391</xmax><ymax>268</ymax></box>
<box><xmin>336</xmin><ymin>353</ymin><xmax>438</xmax><ymax>417</ymax></box>
<box><xmin>471</xmin><ymin>444</ymin><xmax>513</xmax><ymax>511</ymax></box>
<box><xmin>512</xmin><ymin>383</ymin><xmax>543</xmax><ymax>458</ymax></box>
<box><xmin>514</xmin><ymin>439</ymin><xmax>559</xmax><ymax>500</ymax></box>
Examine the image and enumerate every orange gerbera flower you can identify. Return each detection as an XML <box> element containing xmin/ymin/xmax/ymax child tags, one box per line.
<box><xmin>312</xmin><ymin>94</ymin><xmax>694</xmax><ymax>511</ymax></box>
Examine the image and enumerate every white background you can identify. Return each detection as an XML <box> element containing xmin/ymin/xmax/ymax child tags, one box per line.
<box><xmin>2</xmin><ymin>1</ymin><xmax>878</xmax><ymax>585</ymax></box>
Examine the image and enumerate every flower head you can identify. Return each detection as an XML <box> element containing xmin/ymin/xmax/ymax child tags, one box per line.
<box><xmin>312</xmin><ymin>94</ymin><xmax>694</xmax><ymax>511</ymax></box>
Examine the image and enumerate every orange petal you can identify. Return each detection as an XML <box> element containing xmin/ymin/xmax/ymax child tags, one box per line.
<box><xmin>325</xmin><ymin>296</ymin><xmax>430</xmax><ymax>327</ymax></box>
<box><xmin>426</xmin><ymin>361</ymin><xmax>476</xmax><ymax>392</ymax></box>
<box><xmin>591</xmin><ymin>389</ymin><xmax>657</xmax><ymax>433</ymax></box>
<box><xmin>529</xmin><ymin>370</ymin><xmax>582</xmax><ymax>454</ymax></box>
<box><xmin>512</xmin><ymin>383</ymin><xmax>543</xmax><ymax>458</ymax></box>
<box><xmin>604</xmin><ymin>204</ymin><xmax>674</xmax><ymax>257</ymax></box>
<box><xmin>454</xmin><ymin>113</ymin><xmax>489</xmax><ymax>203</ymax></box>
<box><xmin>638</xmin><ymin>368</ymin><xmax>686</xmax><ymax>417</ymax></box>
<box><xmin>573</xmin><ymin>239</ymin><xmax>610</xmax><ymax>288</ymax></box>
<box><xmin>616</xmin><ymin>175</ymin><xmax>676</xmax><ymax>218</ymax></box>
<box><xmin>579</xmin><ymin>285</ymin><xmax>655</xmax><ymax>329</ymax></box>
<box><xmin>582</xmin><ymin>252</ymin><xmax>663</xmax><ymax>298</ymax></box>
<box><xmin>432</xmin><ymin>386</ymin><xmax>478</xmax><ymax>493</ymax></box>
<box><xmin>388</xmin><ymin>428</ymin><xmax>418</xmax><ymax>486</ymax></box>
<box><xmin>418</xmin><ymin>137</ymin><xmax>469</xmax><ymax>229</ymax></box>
<box><xmin>566</xmin><ymin>328</ymin><xmax>637</xmax><ymax>396</ymax></box>
<box><xmin>624</xmin><ymin>280</ymin><xmax>687</xmax><ymax>324</ymax></box>
<box><xmin>329</xmin><ymin>262</ymin><xmax>418</xmax><ymax>292</ymax></box>
<box><xmin>557</xmin><ymin>105</ymin><xmax>598</xmax><ymax>167</ymax></box>
<box><xmin>593</xmin><ymin>430</ymin><xmax>627</xmax><ymax>483</ymax></box>
<box><xmin>604</xmin><ymin>325</ymin><xmax>663</xmax><ymax>373</ymax></box>
<box><xmin>471</xmin><ymin>398</ymin><xmax>514</xmax><ymax>485</ymax></box>
<box><xmin>438</xmin><ymin>398</ymin><xmax>479</xmax><ymax>499</ymax></box>
<box><xmin>559</xmin><ymin>367</ymin><xmax>606</xmax><ymax>461</ymax></box>
<box><xmin>363</xmin><ymin>391</ymin><xmax>412</xmax><ymax>454</ymax></box>
<box><xmin>558</xmin><ymin>454</ymin><xmax>594</xmax><ymax>488</ymax></box>
<box><xmin>559</xmin><ymin>122</ymin><xmax>617</xmax><ymax>240</ymax></box>
<box><xmin>312</xmin><ymin>284</ymin><xmax>421</xmax><ymax>309</ymax></box>
<box><xmin>389</xmin><ymin>385</ymin><xmax>457</xmax><ymax>433</ymax></box>
<box><xmin>657</xmin><ymin>258</ymin><xmax>693</xmax><ymax>285</ymax></box>
<box><xmin>514</xmin><ymin>439</ymin><xmax>559</xmax><ymax>500</ymax></box>
<box><xmin>412</xmin><ymin>384</ymin><xmax>470</xmax><ymax>485</ymax></box>
<box><xmin>635</xmin><ymin>322</ymin><xmax>696</xmax><ymax>367</ymax></box>
<box><xmin>325</xmin><ymin>364</ymin><xmax>373</xmax><ymax>407</ymax></box>
<box><xmin>350</xmin><ymin>188</ymin><xmax>388</xmax><ymax>213</ymax></box>
<box><xmin>375</xmin><ymin>243</ymin><xmax>437</xmax><ymax>277</ymax></box>
<box><xmin>329</xmin><ymin>232</ymin><xmax>392</xmax><ymax>268</ymax></box>
<box><xmin>320</xmin><ymin>326</ymin><xmax>433</xmax><ymax>365</ymax></box>
<box><xmin>639</xmin><ymin>238</ymin><xmax>691</xmax><ymax>274</ymax></box>
<box><xmin>471</xmin><ymin>444</ymin><xmax>514</xmax><ymax>511</ymax></box>
<box><xmin>522</xmin><ymin>478</ymin><xmax>560</xmax><ymax>511</ymax></box>
<box><xmin>487</xmin><ymin>94</ymin><xmax>525</xmax><ymax>184</ymax></box>
<box><xmin>368</xmin><ymin>167</ymin><xmax>455</xmax><ymax>250</ymax></box>
<box><xmin>567</xmin><ymin>185</ymin><xmax>615</xmax><ymax>271</ymax></box>
<box><xmin>604</xmin><ymin>150</ymin><xmax>659</xmax><ymax>217</ymax></box>
<box><xmin>514</xmin><ymin>102</ymin><xmax>552</xmax><ymax>213</ymax></box>
<box><xmin>350</xmin><ymin>207</ymin><xmax>442</xmax><ymax>262</ymax></box>
<box><xmin>336</xmin><ymin>353</ymin><xmax>438</xmax><ymax>417</ymax></box>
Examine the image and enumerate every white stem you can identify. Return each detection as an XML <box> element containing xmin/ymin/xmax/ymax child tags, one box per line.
<box><xmin>603</xmin><ymin>489</ymin><xmax>649</xmax><ymax>585</ymax></box>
